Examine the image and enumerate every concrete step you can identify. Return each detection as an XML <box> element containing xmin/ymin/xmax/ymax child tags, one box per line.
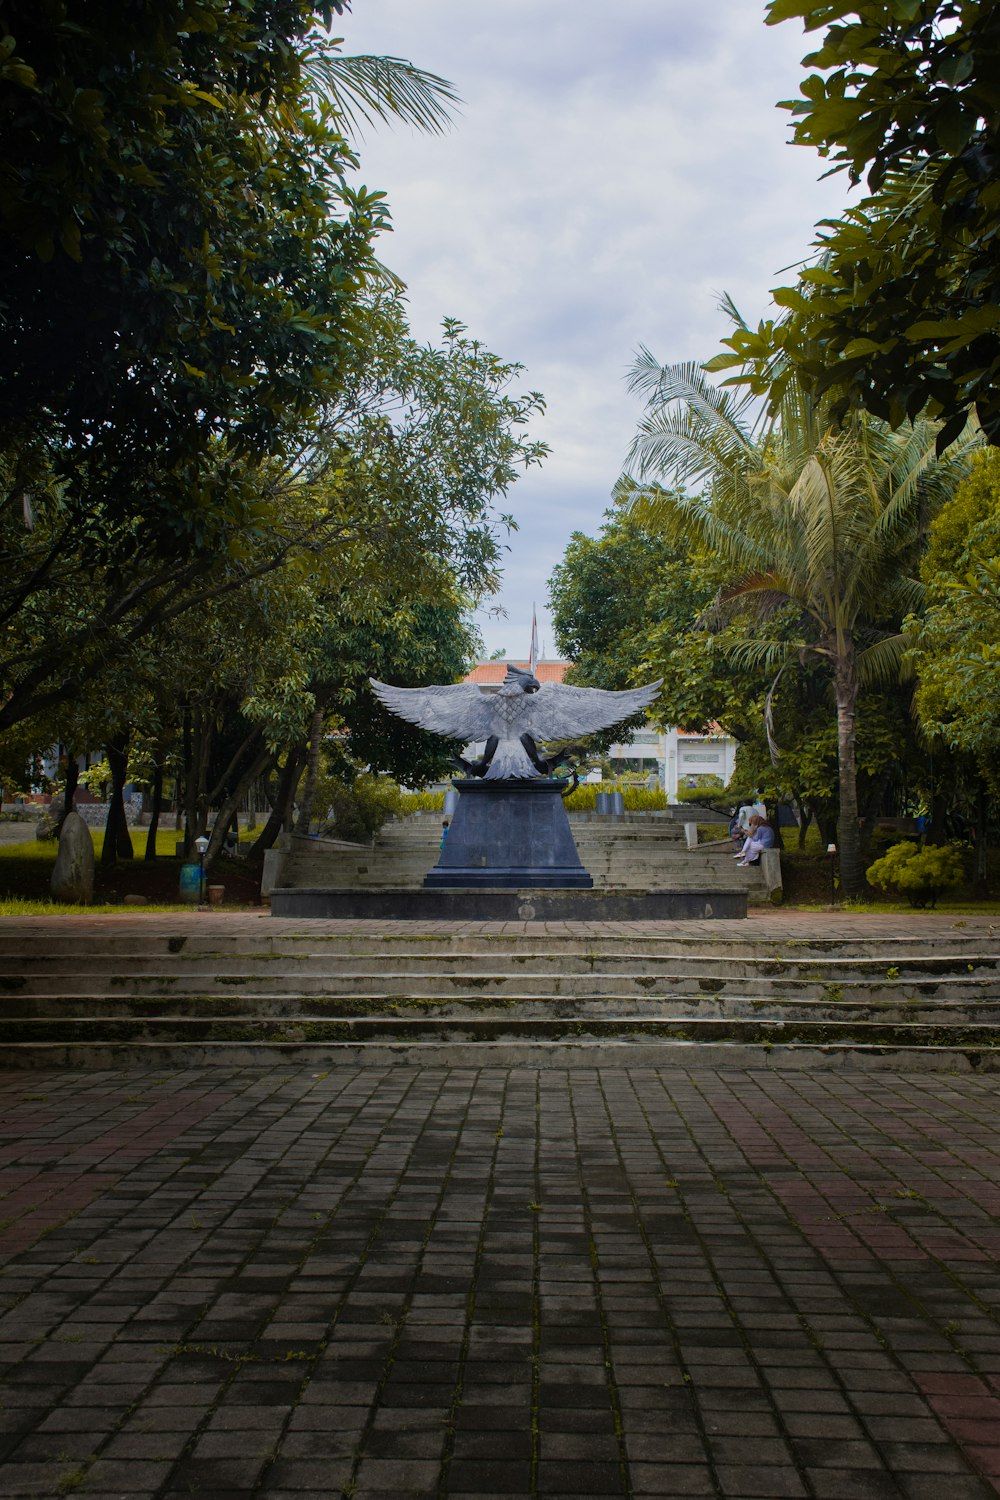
<box><xmin>4</xmin><ymin>917</ymin><xmax>997</xmax><ymax>1070</ymax></box>
<box><xmin>3</xmin><ymin>1036</ymin><xmax>999</xmax><ymax>1072</ymax></box>
<box><xmin>2</xmin><ymin>930</ymin><xmax>998</xmax><ymax>960</ymax></box>
<box><xmin>4</xmin><ymin>993</ymin><xmax>999</xmax><ymax>1023</ymax></box>
<box><xmin>6</xmin><ymin>974</ymin><xmax>1000</xmax><ymax>1008</ymax></box>
<box><xmin>278</xmin><ymin>824</ymin><xmax>761</xmax><ymax>896</ymax></box>
<box><xmin>2</xmin><ymin>1013</ymin><xmax>999</xmax><ymax>1050</ymax></box>
<box><xmin>2</xmin><ymin>950</ymin><xmax>994</xmax><ymax>980</ymax></box>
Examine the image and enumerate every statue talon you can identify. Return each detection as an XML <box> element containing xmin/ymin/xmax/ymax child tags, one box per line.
<box><xmin>449</xmin><ymin>735</ymin><xmax>499</xmax><ymax>779</ymax></box>
<box><xmin>519</xmin><ymin>732</ymin><xmax>548</xmax><ymax>775</ymax></box>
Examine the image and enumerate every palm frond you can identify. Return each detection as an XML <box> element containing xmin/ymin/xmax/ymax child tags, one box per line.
<box><xmin>624</xmin><ymin>354</ymin><xmax>757</xmax><ymax>481</ymax></box>
<box><xmin>303</xmin><ymin>52</ymin><xmax>461</xmax><ymax>135</ymax></box>
<box><xmin>856</xmin><ymin>632</ymin><xmax>915</xmax><ymax>687</ymax></box>
<box><xmin>722</xmin><ymin>637</ymin><xmax>810</xmax><ymax>675</ymax></box>
<box><xmin>763</xmin><ymin>660</ymin><xmax>793</xmax><ymax>765</ymax></box>
<box><xmin>718</xmin><ymin>572</ymin><xmax>798</xmax><ymax>621</ymax></box>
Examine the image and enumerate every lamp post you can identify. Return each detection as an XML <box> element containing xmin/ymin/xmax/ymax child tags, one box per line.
<box><xmin>827</xmin><ymin>843</ymin><xmax>837</xmax><ymax>906</ymax></box>
<box><xmin>194</xmin><ymin>835</ymin><xmax>209</xmax><ymax>905</ymax></box>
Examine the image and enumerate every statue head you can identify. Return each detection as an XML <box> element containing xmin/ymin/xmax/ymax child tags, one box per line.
<box><xmin>502</xmin><ymin>663</ymin><xmax>541</xmax><ymax>693</ymax></box>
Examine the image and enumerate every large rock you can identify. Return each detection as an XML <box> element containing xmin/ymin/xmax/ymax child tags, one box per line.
<box><xmin>50</xmin><ymin>811</ymin><xmax>95</xmax><ymax>904</ymax></box>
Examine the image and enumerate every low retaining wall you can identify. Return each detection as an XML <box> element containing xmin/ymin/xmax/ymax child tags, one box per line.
<box><xmin>269</xmin><ymin>886</ymin><xmax>748</xmax><ymax>921</ymax></box>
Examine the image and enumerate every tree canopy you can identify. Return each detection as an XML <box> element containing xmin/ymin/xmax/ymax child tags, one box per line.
<box><xmin>721</xmin><ymin>2</ymin><xmax>1000</xmax><ymax>445</ymax></box>
<box><xmin>909</xmin><ymin>448</ymin><xmax>1000</xmax><ymax>788</ymax></box>
<box><xmin>618</xmin><ymin>352</ymin><xmax>971</xmax><ymax>896</ymax></box>
<box><xmin>0</xmin><ymin>0</ymin><xmax>457</xmax><ymax>545</ymax></box>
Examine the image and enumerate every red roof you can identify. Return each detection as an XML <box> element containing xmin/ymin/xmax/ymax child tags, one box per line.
<box><xmin>464</xmin><ymin>660</ymin><xmax>570</xmax><ymax>685</ymax></box>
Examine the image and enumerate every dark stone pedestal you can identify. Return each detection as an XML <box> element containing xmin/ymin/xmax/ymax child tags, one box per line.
<box><xmin>424</xmin><ymin>778</ymin><xmax>593</xmax><ymax>889</ymax></box>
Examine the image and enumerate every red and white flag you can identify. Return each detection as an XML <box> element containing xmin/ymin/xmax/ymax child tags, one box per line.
<box><xmin>528</xmin><ymin>605</ymin><xmax>539</xmax><ymax>673</ymax></box>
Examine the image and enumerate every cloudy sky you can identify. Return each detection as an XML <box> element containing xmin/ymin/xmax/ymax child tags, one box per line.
<box><xmin>340</xmin><ymin>0</ymin><xmax>848</xmax><ymax>661</ymax></box>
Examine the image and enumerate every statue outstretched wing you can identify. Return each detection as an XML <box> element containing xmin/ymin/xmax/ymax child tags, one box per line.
<box><xmin>369</xmin><ymin>679</ymin><xmax>496</xmax><ymax>741</ymax></box>
<box><xmin>526</xmin><ymin>680</ymin><xmax>662</xmax><ymax>740</ymax></box>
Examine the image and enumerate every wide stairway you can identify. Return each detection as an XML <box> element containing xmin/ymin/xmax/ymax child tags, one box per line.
<box><xmin>276</xmin><ymin>813</ymin><xmax>770</xmax><ymax>900</ymax></box>
<box><xmin>1</xmin><ymin>919</ymin><xmax>998</xmax><ymax>1070</ymax></box>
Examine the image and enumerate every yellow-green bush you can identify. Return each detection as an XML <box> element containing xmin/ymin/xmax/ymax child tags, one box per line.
<box><xmin>398</xmin><ymin>789</ymin><xmax>446</xmax><ymax>815</ymax></box>
<box><xmin>866</xmin><ymin>841</ymin><xmax>965</xmax><ymax>909</ymax></box>
<box><xmin>397</xmin><ymin>783</ymin><xmax>668</xmax><ymax>817</ymax></box>
<box><xmin>562</xmin><ymin>782</ymin><xmax>667</xmax><ymax>814</ymax></box>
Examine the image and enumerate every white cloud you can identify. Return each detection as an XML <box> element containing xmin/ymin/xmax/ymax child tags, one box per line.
<box><xmin>339</xmin><ymin>0</ymin><xmax>848</xmax><ymax>658</ymax></box>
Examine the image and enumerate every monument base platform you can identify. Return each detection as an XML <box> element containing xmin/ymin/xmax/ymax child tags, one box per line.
<box><xmin>426</xmin><ymin>777</ymin><xmax>593</xmax><ymax>889</ymax></box>
<box><xmin>269</xmin><ymin>887</ymin><xmax>747</xmax><ymax>921</ymax></box>
<box><xmin>424</xmin><ymin>867</ymin><xmax>592</xmax><ymax>889</ymax></box>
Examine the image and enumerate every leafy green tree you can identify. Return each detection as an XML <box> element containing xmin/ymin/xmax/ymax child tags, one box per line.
<box><xmin>620</xmin><ymin>354</ymin><xmax>969</xmax><ymax>897</ymax></box>
<box><xmin>1</xmin><ymin>301</ymin><xmax>545</xmax><ymax>865</ymax></box>
<box><xmin>548</xmin><ymin>508</ymin><xmax>759</xmax><ymax>736</ymax></box>
<box><xmin>0</xmin><ymin>0</ymin><xmax>460</xmax><ymax>556</ymax></box>
<box><xmin>0</xmin><ymin>300</ymin><xmax>545</xmax><ymax>736</ymax></box>
<box><xmin>744</xmin><ymin>2</ymin><xmax>1000</xmax><ymax>445</ymax></box>
<box><xmin>734</xmin><ymin>672</ymin><xmax>923</xmax><ymax>848</ymax></box>
<box><xmin>909</xmin><ymin>449</ymin><xmax>1000</xmax><ymax>788</ymax></box>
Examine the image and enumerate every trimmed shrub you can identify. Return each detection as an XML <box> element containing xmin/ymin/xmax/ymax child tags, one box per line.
<box><xmin>321</xmin><ymin>774</ymin><xmax>403</xmax><ymax>844</ymax></box>
<box><xmin>865</xmin><ymin>841</ymin><xmax>965</xmax><ymax>909</ymax></box>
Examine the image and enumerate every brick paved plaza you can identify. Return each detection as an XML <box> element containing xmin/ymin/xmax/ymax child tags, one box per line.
<box><xmin>1</xmin><ymin>1024</ymin><xmax>1000</xmax><ymax>1496</ymax></box>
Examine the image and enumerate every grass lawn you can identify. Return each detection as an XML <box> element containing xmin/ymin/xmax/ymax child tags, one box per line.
<box><xmin>1</xmin><ymin>827</ymin><xmax>182</xmax><ymax>862</ymax></box>
<box><xmin>0</xmin><ymin>827</ymin><xmax>263</xmax><ymax>911</ymax></box>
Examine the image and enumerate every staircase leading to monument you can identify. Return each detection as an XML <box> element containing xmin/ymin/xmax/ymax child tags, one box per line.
<box><xmin>273</xmin><ymin>813</ymin><xmax>771</xmax><ymax>900</ymax></box>
<box><xmin>1</xmin><ymin>919</ymin><xmax>998</xmax><ymax>1071</ymax></box>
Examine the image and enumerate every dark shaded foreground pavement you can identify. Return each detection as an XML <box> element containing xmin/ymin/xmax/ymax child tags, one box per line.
<box><xmin>0</xmin><ymin>1064</ymin><xmax>998</xmax><ymax>1499</ymax></box>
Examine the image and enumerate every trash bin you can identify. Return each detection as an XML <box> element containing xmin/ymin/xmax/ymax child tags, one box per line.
<box><xmin>178</xmin><ymin>863</ymin><xmax>202</xmax><ymax>902</ymax></box>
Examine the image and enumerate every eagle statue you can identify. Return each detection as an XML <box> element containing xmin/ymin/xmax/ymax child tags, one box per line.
<box><xmin>370</xmin><ymin>664</ymin><xmax>661</xmax><ymax>781</ymax></box>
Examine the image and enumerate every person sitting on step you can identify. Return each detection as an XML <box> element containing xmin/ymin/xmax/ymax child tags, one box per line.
<box><xmin>733</xmin><ymin>815</ymin><xmax>775</xmax><ymax>867</ymax></box>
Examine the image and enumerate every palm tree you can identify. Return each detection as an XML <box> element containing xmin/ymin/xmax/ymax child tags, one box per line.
<box><xmin>619</xmin><ymin>354</ymin><xmax>973</xmax><ymax>898</ymax></box>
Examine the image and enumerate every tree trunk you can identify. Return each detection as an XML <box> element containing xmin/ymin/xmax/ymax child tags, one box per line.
<box><xmin>204</xmin><ymin>747</ymin><xmax>274</xmax><ymax>867</ymax></box>
<box><xmin>145</xmin><ymin>757</ymin><xmax>164</xmax><ymax>861</ymax></box>
<box><xmin>58</xmin><ymin>754</ymin><xmax>79</xmax><ymax>835</ymax></box>
<box><xmin>859</xmin><ymin>766</ymin><xmax>892</xmax><ymax>859</ymax></box>
<box><xmin>182</xmin><ymin>705</ymin><xmax>212</xmax><ymax>852</ymax></box>
<box><xmin>181</xmin><ymin>707</ymin><xmax>193</xmax><ymax>855</ymax></box>
<box><xmin>102</xmin><ymin>736</ymin><xmax>134</xmax><ymax>864</ymax></box>
<box><xmin>282</xmin><ymin>744</ymin><xmax>304</xmax><ymax>833</ymax></box>
<box><xmin>834</xmin><ymin>643</ymin><xmax>864</xmax><ymax>900</ymax></box>
<box><xmin>294</xmin><ymin>708</ymin><xmax>325</xmax><ymax>835</ymax></box>
<box><xmin>927</xmin><ymin>784</ymin><xmax>949</xmax><ymax>844</ymax></box>
<box><xmin>975</xmin><ymin>776</ymin><xmax>989</xmax><ymax>889</ymax></box>
<box><xmin>791</xmin><ymin>793</ymin><xmax>809</xmax><ymax>850</ymax></box>
<box><xmin>248</xmin><ymin>750</ymin><xmax>303</xmax><ymax>859</ymax></box>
